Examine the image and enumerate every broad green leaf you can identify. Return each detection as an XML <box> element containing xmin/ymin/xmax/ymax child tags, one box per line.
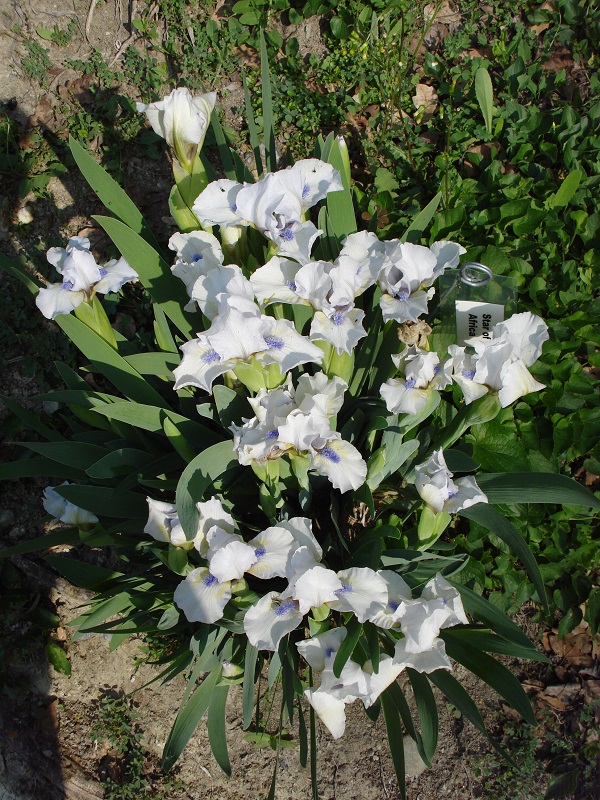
<box><xmin>448</xmin><ymin>629</ymin><xmax>548</xmax><ymax>662</ymax></box>
<box><xmin>124</xmin><ymin>352</ymin><xmax>178</xmax><ymax>377</ymax></box>
<box><xmin>207</xmin><ymin>684</ymin><xmax>231</xmax><ymax>776</ymax></box>
<box><xmin>0</xmin><ymin>528</ymin><xmax>79</xmax><ymax>558</ymax></box>
<box><xmin>93</xmin><ymin>215</ymin><xmax>195</xmax><ymax>340</ymax></box>
<box><xmin>163</xmin><ymin>417</ymin><xmax>196</xmax><ymax>463</ymax></box>
<box><xmin>547</xmin><ymin>170</ymin><xmax>582</xmax><ymax>209</ymax></box>
<box><xmin>381</xmin><ymin>689</ymin><xmax>406</xmax><ymax>800</ymax></box>
<box><xmin>213</xmin><ymin>385</ymin><xmax>251</xmax><ymax>430</ymax></box>
<box><xmin>442</xmin><ymin>634</ymin><xmax>536</xmax><ymax>724</ymax></box>
<box><xmin>46</xmin><ymin>640</ymin><xmax>71</xmax><ymax>676</ymax></box>
<box><xmin>333</xmin><ymin>618</ymin><xmax>362</xmax><ymax>678</ymax></box>
<box><xmin>260</xmin><ymin>30</ymin><xmax>277</xmax><ymax>173</ymax></box>
<box><xmin>69</xmin><ymin>136</ymin><xmax>158</xmax><ymax>246</ymax></box>
<box><xmin>86</xmin><ymin>448</ymin><xmax>153</xmax><ymax>479</ymax></box>
<box><xmin>475</xmin><ymin>67</ymin><xmax>495</xmax><ymax>135</ymax></box>
<box><xmin>429</xmin><ymin>670</ymin><xmax>515</xmax><ymax>766</ymax></box>
<box><xmin>19</xmin><ymin>441</ymin><xmax>107</xmax><ymax>470</ymax></box>
<box><xmin>69</xmin><ymin>592</ymin><xmax>134</xmax><ymax>635</ymax></box>
<box><xmin>0</xmin><ymin>457</ymin><xmax>84</xmax><ymax>480</ymax></box>
<box><xmin>402</xmin><ymin>192</ymin><xmax>442</xmax><ymax>244</ymax></box>
<box><xmin>367</xmin><ymin>436</ymin><xmax>419</xmax><ymax>490</ymax></box>
<box><xmin>56</xmin><ymin>314</ymin><xmax>168</xmax><ymax>408</ymax></box>
<box><xmin>459</xmin><ymin>503</ymin><xmax>549</xmax><ymax>611</ymax></box>
<box><xmin>153</xmin><ymin>304</ymin><xmax>178</xmax><ymax>354</ymax></box>
<box><xmin>384</xmin><ymin>681</ymin><xmax>425</xmax><ymax>759</ymax></box>
<box><xmin>93</xmin><ymin>401</ymin><xmax>220</xmax><ymax>448</ymax></box>
<box><xmin>46</xmin><ymin>554</ymin><xmax>123</xmax><ymax>589</ymax></box>
<box><xmin>243</xmin><ymin>644</ymin><xmax>259</xmax><ymax>730</ymax></box>
<box><xmin>176</xmin><ymin>441</ymin><xmax>239</xmax><ymax>537</ymax></box>
<box><xmin>434</xmin><ymin>394</ymin><xmax>501</xmax><ymax>451</ymax></box>
<box><xmin>476</xmin><ymin>473</ymin><xmax>600</xmax><ymax>508</ymax></box>
<box><xmin>55</xmin><ymin>484</ymin><xmax>148</xmax><ymax>518</ymax></box>
<box><xmin>407</xmin><ymin>669</ymin><xmax>438</xmax><ymax>765</ymax></box>
<box><xmin>446</xmin><ymin>579</ymin><xmax>534</xmax><ymax>649</ymax></box>
<box><xmin>326</xmin><ymin>136</ymin><xmax>356</xmax><ymax>243</ymax></box>
<box><xmin>162</xmin><ymin>666</ymin><xmax>221</xmax><ymax>772</ymax></box>
<box><xmin>298</xmin><ymin>702</ymin><xmax>308</xmax><ymax>768</ymax></box>
<box><xmin>0</xmin><ymin>394</ymin><xmax>63</xmax><ymax>441</ymax></box>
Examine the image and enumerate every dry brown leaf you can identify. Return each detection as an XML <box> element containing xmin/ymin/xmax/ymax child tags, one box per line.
<box><xmin>424</xmin><ymin>1</ymin><xmax>461</xmax><ymax>26</ymax></box>
<box><xmin>412</xmin><ymin>84</ymin><xmax>438</xmax><ymax>116</ymax></box>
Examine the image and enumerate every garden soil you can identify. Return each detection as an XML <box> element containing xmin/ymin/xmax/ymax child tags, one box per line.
<box><xmin>0</xmin><ymin>1</ymin><xmax>595</xmax><ymax>798</ymax></box>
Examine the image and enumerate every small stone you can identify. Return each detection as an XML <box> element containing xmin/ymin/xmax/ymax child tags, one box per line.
<box><xmin>0</xmin><ymin>509</ymin><xmax>15</xmax><ymax>531</ymax></box>
<box><xmin>403</xmin><ymin>735</ymin><xmax>428</xmax><ymax>777</ymax></box>
<box><xmin>42</xmin><ymin>401</ymin><xmax>60</xmax><ymax>415</ymax></box>
<box><xmin>17</xmin><ymin>204</ymin><xmax>34</xmax><ymax>224</ymax></box>
<box><xmin>42</xmin><ymin>749</ymin><xmax>52</xmax><ymax>758</ymax></box>
<box><xmin>8</xmin><ymin>525</ymin><xmax>26</xmax><ymax>541</ymax></box>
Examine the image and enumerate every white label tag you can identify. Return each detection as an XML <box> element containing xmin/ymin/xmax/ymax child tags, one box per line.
<box><xmin>455</xmin><ymin>300</ymin><xmax>505</xmax><ymax>345</ymax></box>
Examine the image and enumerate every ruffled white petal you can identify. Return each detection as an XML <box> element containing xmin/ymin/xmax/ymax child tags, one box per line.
<box><xmin>36</xmin><ymin>284</ymin><xmax>85</xmax><ymax>319</ymax></box>
<box><xmin>174</xmin><ymin>567</ymin><xmax>231</xmax><ymax>623</ymax></box>
<box><xmin>330</xmin><ymin>567</ymin><xmax>388</xmax><ymax>622</ymax></box>
<box><xmin>243</xmin><ymin>592</ymin><xmax>304</xmax><ymax>651</ymax></box>
<box><xmin>310</xmin><ymin>437</ymin><xmax>367</xmax><ymax>493</ymax></box>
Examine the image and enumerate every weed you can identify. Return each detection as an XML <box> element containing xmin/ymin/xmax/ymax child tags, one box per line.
<box><xmin>36</xmin><ymin>19</ymin><xmax>78</xmax><ymax>47</ymax></box>
<box><xmin>472</xmin><ymin>705</ymin><xmax>600</xmax><ymax>799</ymax></box>
<box><xmin>20</xmin><ymin>41</ymin><xmax>51</xmax><ymax>87</ymax></box>
<box><xmin>92</xmin><ymin>690</ymin><xmax>184</xmax><ymax>800</ymax></box>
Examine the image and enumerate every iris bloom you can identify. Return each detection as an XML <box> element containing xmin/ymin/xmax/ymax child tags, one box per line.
<box><xmin>193</xmin><ymin>159</ymin><xmax>342</xmax><ymax>264</ymax></box>
<box><xmin>378</xmin><ymin>239</ymin><xmax>465</xmax><ymax>323</ymax></box>
<box><xmin>136</xmin><ymin>87</ymin><xmax>216</xmax><ymax>169</ymax></box>
<box><xmin>231</xmin><ymin>374</ymin><xmax>367</xmax><ymax>492</ymax></box>
<box><xmin>36</xmin><ymin>237</ymin><xmax>137</xmax><ymax>319</ymax></box>
<box><xmin>43</xmin><ymin>483</ymin><xmax>98</xmax><ymax>527</ymax></box>
<box><xmin>414</xmin><ymin>448</ymin><xmax>487</xmax><ymax>514</ymax></box>
<box><xmin>380</xmin><ymin>345</ymin><xmax>452</xmax><ymax>415</ymax></box>
<box><xmin>298</xmin><ymin>629</ymin><xmax>402</xmax><ymax>738</ymax></box>
<box><xmin>173</xmin><ymin>296</ymin><xmax>324</xmax><ymax>392</ymax></box>
<box><xmin>450</xmin><ymin>311</ymin><xmax>548</xmax><ymax>407</ymax></box>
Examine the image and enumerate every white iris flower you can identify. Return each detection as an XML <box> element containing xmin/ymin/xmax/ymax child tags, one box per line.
<box><xmin>231</xmin><ymin>374</ymin><xmax>367</xmax><ymax>492</ymax></box>
<box><xmin>380</xmin><ymin>345</ymin><xmax>452</xmax><ymax>415</ymax></box>
<box><xmin>173</xmin><ymin>296</ymin><xmax>323</xmax><ymax>392</ymax></box>
<box><xmin>43</xmin><ymin>483</ymin><xmax>98</xmax><ymax>527</ymax></box>
<box><xmin>414</xmin><ymin>448</ymin><xmax>487</xmax><ymax>514</ymax></box>
<box><xmin>193</xmin><ymin>159</ymin><xmax>342</xmax><ymax>263</ymax></box>
<box><xmin>450</xmin><ymin>311</ymin><xmax>548</xmax><ymax>407</ymax></box>
<box><xmin>36</xmin><ymin>238</ymin><xmax>137</xmax><ymax>320</ymax></box>
<box><xmin>136</xmin><ymin>87</ymin><xmax>216</xmax><ymax>169</ymax></box>
<box><xmin>174</xmin><ymin>567</ymin><xmax>232</xmax><ymax>624</ymax></box>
